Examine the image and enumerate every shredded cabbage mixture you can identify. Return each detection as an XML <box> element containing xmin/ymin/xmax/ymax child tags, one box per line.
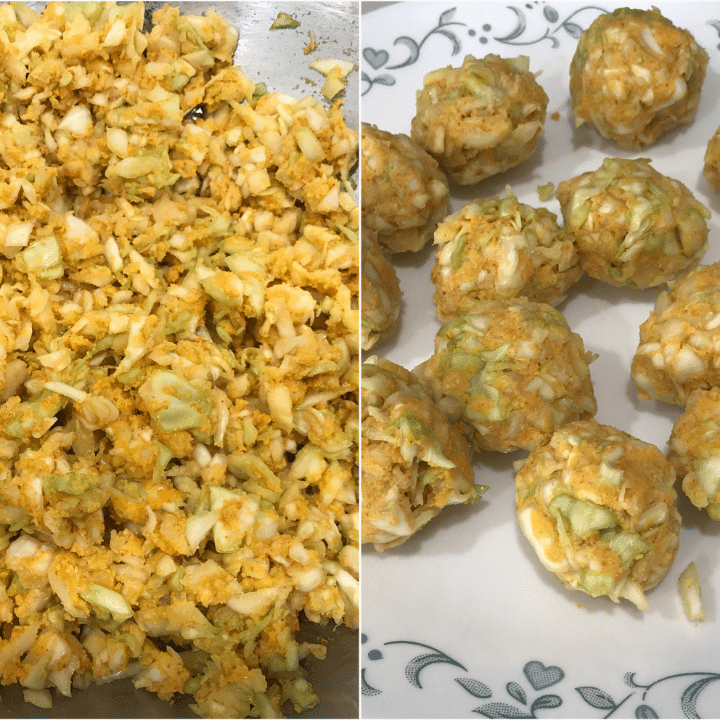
<box><xmin>0</xmin><ymin>2</ymin><xmax>359</xmax><ymax>717</ymax></box>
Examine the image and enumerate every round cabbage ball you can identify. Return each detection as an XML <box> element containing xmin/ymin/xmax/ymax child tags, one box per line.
<box><xmin>361</xmin><ymin>356</ymin><xmax>484</xmax><ymax>551</ymax></box>
<box><xmin>668</xmin><ymin>387</ymin><xmax>720</xmax><ymax>520</ymax></box>
<box><xmin>416</xmin><ymin>299</ymin><xmax>597</xmax><ymax>453</ymax></box>
<box><xmin>569</xmin><ymin>7</ymin><xmax>708</xmax><ymax>149</ymax></box>
<box><xmin>555</xmin><ymin>157</ymin><xmax>709</xmax><ymax>288</ymax></box>
<box><xmin>431</xmin><ymin>188</ymin><xmax>582</xmax><ymax>321</ymax></box>
<box><xmin>516</xmin><ymin>419</ymin><xmax>681</xmax><ymax>610</ymax></box>
<box><xmin>632</xmin><ymin>262</ymin><xmax>720</xmax><ymax>405</ymax></box>
<box><xmin>410</xmin><ymin>54</ymin><xmax>548</xmax><ymax>185</ymax></box>
<box><xmin>361</xmin><ymin>227</ymin><xmax>402</xmax><ymax>351</ymax></box>
<box><xmin>361</xmin><ymin>123</ymin><xmax>450</xmax><ymax>254</ymax></box>
<box><xmin>703</xmin><ymin>122</ymin><xmax>720</xmax><ymax>191</ymax></box>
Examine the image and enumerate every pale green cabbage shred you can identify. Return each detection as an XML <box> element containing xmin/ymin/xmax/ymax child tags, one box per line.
<box><xmin>0</xmin><ymin>2</ymin><xmax>358</xmax><ymax>718</ymax></box>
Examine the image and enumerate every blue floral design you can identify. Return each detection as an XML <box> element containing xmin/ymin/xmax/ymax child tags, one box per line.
<box><xmin>361</xmin><ymin>635</ymin><xmax>720</xmax><ymax>718</ymax></box>
<box><xmin>577</xmin><ymin>671</ymin><xmax>720</xmax><ymax>718</ymax></box>
<box><xmin>361</xmin><ymin>3</ymin><xmax>608</xmax><ymax>96</ymax></box>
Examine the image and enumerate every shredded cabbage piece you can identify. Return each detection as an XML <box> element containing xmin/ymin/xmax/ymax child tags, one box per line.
<box><xmin>0</xmin><ymin>2</ymin><xmax>358</xmax><ymax>717</ymax></box>
<box><xmin>678</xmin><ymin>561</ymin><xmax>707</xmax><ymax>621</ymax></box>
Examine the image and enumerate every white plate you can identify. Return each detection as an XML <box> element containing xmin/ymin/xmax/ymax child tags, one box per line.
<box><xmin>360</xmin><ymin>2</ymin><xmax>720</xmax><ymax>718</ymax></box>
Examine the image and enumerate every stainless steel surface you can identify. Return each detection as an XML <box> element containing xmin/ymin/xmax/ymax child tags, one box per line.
<box><xmin>0</xmin><ymin>1</ymin><xmax>359</xmax><ymax>717</ymax></box>
<box><xmin>220</xmin><ymin>1</ymin><xmax>359</xmax><ymax>133</ymax></box>
<box><xmin>0</xmin><ymin>617</ymin><xmax>359</xmax><ymax>718</ymax></box>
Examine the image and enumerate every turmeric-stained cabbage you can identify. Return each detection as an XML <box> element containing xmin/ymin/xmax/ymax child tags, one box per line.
<box><xmin>0</xmin><ymin>2</ymin><xmax>358</xmax><ymax>717</ymax></box>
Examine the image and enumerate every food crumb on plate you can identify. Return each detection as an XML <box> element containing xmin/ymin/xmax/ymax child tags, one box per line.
<box><xmin>678</xmin><ymin>561</ymin><xmax>707</xmax><ymax>621</ymax></box>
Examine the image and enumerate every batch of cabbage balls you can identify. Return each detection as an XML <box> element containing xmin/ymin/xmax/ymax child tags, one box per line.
<box><xmin>361</xmin><ymin>6</ymin><xmax>720</xmax><ymax>613</ymax></box>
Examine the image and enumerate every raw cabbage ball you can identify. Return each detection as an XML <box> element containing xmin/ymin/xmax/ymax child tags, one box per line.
<box><xmin>416</xmin><ymin>299</ymin><xmax>597</xmax><ymax>453</ymax></box>
<box><xmin>516</xmin><ymin>419</ymin><xmax>681</xmax><ymax>610</ymax></box>
<box><xmin>410</xmin><ymin>54</ymin><xmax>548</xmax><ymax>185</ymax></box>
<box><xmin>668</xmin><ymin>386</ymin><xmax>720</xmax><ymax>520</ymax></box>
<box><xmin>361</xmin><ymin>227</ymin><xmax>402</xmax><ymax>350</ymax></box>
<box><xmin>632</xmin><ymin>262</ymin><xmax>720</xmax><ymax>405</ymax></box>
<box><xmin>703</xmin><ymin>122</ymin><xmax>720</xmax><ymax>191</ymax></box>
<box><xmin>361</xmin><ymin>356</ymin><xmax>483</xmax><ymax>551</ymax></box>
<box><xmin>569</xmin><ymin>7</ymin><xmax>708</xmax><ymax>149</ymax></box>
<box><xmin>555</xmin><ymin>157</ymin><xmax>709</xmax><ymax>288</ymax></box>
<box><xmin>431</xmin><ymin>188</ymin><xmax>581</xmax><ymax>321</ymax></box>
<box><xmin>361</xmin><ymin>123</ymin><xmax>450</xmax><ymax>253</ymax></box>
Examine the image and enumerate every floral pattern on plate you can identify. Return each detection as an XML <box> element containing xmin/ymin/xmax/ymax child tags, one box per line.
<box><xmin>361</xmin><ymin>635</ymin><xmax>720</xmax><ymax>718</ymax></box>
<box><xmin>361</xmin><ymin>4</ymin><xmax>611</xmax><ymax>96</ymax></box>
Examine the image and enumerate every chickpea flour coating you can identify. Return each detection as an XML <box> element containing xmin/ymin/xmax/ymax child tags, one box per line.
<box><xmin>410</xmin><ymin>54</ymin><xmax>548</xmax><ymax>186</ymax></box>
<box><xmin>632</xmin><ymin>262</ymin><xmax>720</xmax><ymax>405</ymax></box>
<box><xmin>361</xmin><ymin>123</ymin><xmax>450</xmax><ymax>254</ymax></box>
<box><xmin>361</xmin><ymin>227</ymin><xmax>402</xmax><ymax>350</ymax></box>
<box><xmin>416</xmin><ymin>300</ymin><xmax>597</xmax><ymax>453</ymax></box>
<box><xmin>569</xmin><ymin>7</ymin><xmax>708</xmax><ymax>150</ymax></box>
<box><xmin>516</xmin><ymin>420</ymin><xmax>681</xmax><ymax>611</ymax></box>
<box><xmin>669</xmin><ymin>387</ymin><xmax>720</xmax><ymax>520</ymax></box>
<box><xmin>361</xmin><ymin>357</ymin><xmax>485</xmax><ymax>552</ymax></box>
<box><xmin>555</xmin><ymin>157</ymin><xmax>710</xmax><ymax>289</ymax></box>
<box><xmin>0</xmin><ymin>2</ymin><xmax>359</xmax><ymax>717</ymax></box>
<box><xmin>431</xmin><ymin>188</ymin><xmax>582</xmax><ymax>321</ymax></box>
